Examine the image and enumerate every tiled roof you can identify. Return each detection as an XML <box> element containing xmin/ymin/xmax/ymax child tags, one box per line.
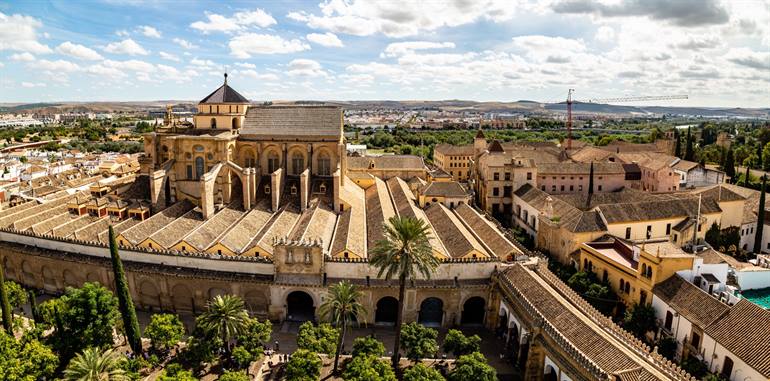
<box><xmin>454</xmin><ymin>203</ymin><xmax>517</xmax><ymax>258</ymax></box>
<box><xmin>538</xmin><ymin>162</ymin><xmax>626</xmax><ymax>175</ymax></box>
<box><xmin>199</xmin><ymin>81</ymin><xmax>249</xmax><ymax>104</ymax></box>
<box><xmin>421</xmin><ymin>181</ymin><xmax>468</xmax><ymax>198</ymax></box>
<box><xmin>705</xmin><ymin>299</ymin><xmax>770</xmax><ymax>377</ymax></box>
<box><xmin>241</xmin><ymin>105</ymin><xmax>342</xmax><ymax>139</ymax></box>
<box><xmin>181</xmin><ymin>204</ymin><xmax>245</xmax><ymax>252</ymax></box>
<box><xmin>148</xmin><ymin>208</ymin><xmax>205</xmax><ymax>249</ymax></box>
<box><xmin>424</xmin><ymin>203</ymin><xmax>488</xmax><ymax>258</ymax></box>
<box><xmin>120</xmin><ymin>201</ymin><xmax>194</xmax><ymax>245</ymax></box>
<box><xmin>500</xmin><ymin>264</ymin><xmax>650</xmax><ymax>375</ymax></box>
<box><xmin>598</xmin><ymin>197</ymin><xmax>721</xmax><ymax>224</ymax></box>
<box><xmin>434</xmin><ymin>143</ymin><xmax>473</xmax><ymax>156</ymax></box>
<box><xmin>219</xmin><ymin>200</ymin><xmax>273</xmax><ymax>253</ymax></box>
<box><xmin>364</xmin><ymin>177</ymin><xmax>397</xmax><ymax>251</ymax></box>
<box><xmin>653</xmin><ymin>274</ymin><xmax>729</xmax><ymax>328</ymax></box>
<box><xmin>348</xmin><ymin>155</ymin><xmax>425</xmax><ymax>170</ymax></box>
<box><xmin>488</xmin><ymin>140</ymin><xmax>504</xmax><ymax>153</ymax></box>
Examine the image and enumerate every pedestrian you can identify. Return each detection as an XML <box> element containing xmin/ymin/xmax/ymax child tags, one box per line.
<box><xmin>274</xmin><ymin>340</ymin><xmax>280</xmax><ymax>351</ymax></box>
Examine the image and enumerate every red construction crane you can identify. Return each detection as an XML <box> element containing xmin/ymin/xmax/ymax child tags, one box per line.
<box><xmin>563</xmin><ymin>91</ymin><xmax>689</xmax><ymax>150</ymax></box>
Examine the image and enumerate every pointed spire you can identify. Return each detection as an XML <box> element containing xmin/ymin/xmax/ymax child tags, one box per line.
<box><xmin>475</xmin><ymin>128</ymin><xmax>485</xmax><ymax>139</ymax></box>
<box><xmin>224</xmin><ymin>71</ymin><xmax>228</xmax><ymax>85</ymax></box>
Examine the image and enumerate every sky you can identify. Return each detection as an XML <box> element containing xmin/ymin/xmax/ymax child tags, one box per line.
<box><xmin>0</xmin><ymin>0</ymin><xmax>769</xmax><ymax>107</ymax></box>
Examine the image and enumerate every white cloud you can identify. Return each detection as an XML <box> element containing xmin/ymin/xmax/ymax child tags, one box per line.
<box><xmin>191</xmin><ymin>8</ymin><xmax>276</xmax><ymax>34</ymax></box>
<box><xmin>594</xmin><ymin>26</ymin><xmax>616</xmax><ymax>43</ymax></box>
<box><xmin>235</xmin><ymin>62</ymin><xmax>257</xmax><ymax>69</ymax></box>
<box><xmin>190</xmin><ymin>58</ymin><xmax>216</xmax><ymax>67</ymax></box>
<box><xmin>725</xmin><ymin>47</ymin><xmax>770</xmax><ymax>70</ymax></box>
<box><xmin>0</xmin><ymin>12</ymin><xmax>52</xmax><ymax>54</ymax></box>
<box><xmin>287</xmin><ymin>0</ymin><xmax>526</xmax><ymax>38</ymax></box>
<box><xmin>138</xmin><ymin>25</ymin><xmax>161</xmax><ymax>38</ymax></box>
<box><xmin>173</xmin><ymin>38</ymin><xmax>197</xmax><ymax>49</ymax></box>
<box><xmin>10</xmin><ymin>52</ymin><xmax>35</xmax><ymax>61</ymax></box>
<box><xmin>229</xmin><ymin>33</ymin><xmax>309</xmax><ymax>58</ymax></box>
<box><xmin>306</xmin><ymin>32</ymin><xmax>344</xmax><ymax>47</ymax></box>
<box><xmin>21</xmin><ymin>81</ymin><xmax>45</xmax><ymax>88</ymax></box>
<box><xmin>115</xmin><ymin>29</ymin><xmax>129</xmax><ymax>37</ymax></box>
<box><xmin>287</xmin><ymin>59</ymin><xmax>327</xmax><ymax>77</ymax></box>
<box><xmin>159</xmin><ymin>51</ymin><xmax>180</xmax><ymax>62</ymax></box>
<box><xmin>382</xmin><ymin>41</ymin><xmax>455</xmax><ymax>57</ymax></box>
<box><xmin>103</xmin><ymin>38</ymin><xmax>149</xmax><ymax>55</ymax></box>
<box><xmin>29</xmin><ymin>59</ymin><xmax>80</xmax><ymax>72</ymax></box>
<box><xmin>56</xmin><ymin>41</ymin><xmax>103</xmax><ymax>60</ymax></box>
<box><xmin>238</xmin><ymin>69</ymin><xmax>280</xmax><ymax>81</ymax></box>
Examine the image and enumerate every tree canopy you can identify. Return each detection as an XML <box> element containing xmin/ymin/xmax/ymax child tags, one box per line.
<box><xmin>144</xmin><ymin>313</ymin><xmax>185</xmax><ymax>351</ymax></box>
<box><xmin>296</xmin><ymin>322</ymin><xmax>339</xmax><ymax>355</ymax></box>
<box><xmin>400</xmin><ymin>322</ymin><xmax>438</xmax><ymax>362</ymax></box>
<box><xmin>285</xmin><ymin>349</ymin><xmax>322</xmax><ymax>381</ymax></box>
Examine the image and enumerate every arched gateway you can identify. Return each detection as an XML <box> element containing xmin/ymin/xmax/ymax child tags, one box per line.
<box><xmin>286</xmin><ymin>291</ymin><xmax>315</xmax><ymax>322</ymax></box>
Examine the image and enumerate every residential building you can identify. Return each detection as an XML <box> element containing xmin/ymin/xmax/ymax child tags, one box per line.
<box><xmin>580</xmin><ymin>238</ymin><xmax>695</xmax><ymax>306</ymax></box>
<box><xmin>433</xmin><ymin>143</ymin><xmax>473</xmax><ymax>182</ymax></box>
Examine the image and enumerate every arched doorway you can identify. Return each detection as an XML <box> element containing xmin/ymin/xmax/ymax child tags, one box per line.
<box><xmin>461</xmin><ymin>297</ymin><xmax>486</xmax><ymax>325</ymax></box>
<box><xmin>208</xmin><ymin>287</ymin><xmax>227</xmax><ymax>300</ymax></box>
<box><xmin>544</xmin><ymin>365</ymin><xmax>557</xmax><ymax>381</ymax></box>
<box><xmin>140</xmin><ymin>280</ymin><xmax>160</xmax><ymax>309</ymax></box>
<box><xmin>418</xmin><ymin>297</ymin><xmax>443</xmax><ymax>327</ymax></box>
<box><xmin>171</xmin><ymin>284</ymin><xmax>194</xmax><ymax>312</ymax></box>
<box><xmin>244</xmin><ymin>290</ymin><xmax>268</xmax><ymax>315</ymax></box>
<box><xmin>286</xmin><ymin>291</ymin><xmax>315</xmax><ymax>322</ymax></box>
<box><xmin>375</xmin><ymin>296</ymin><xmax>398</xmax><ymax>325</ymax></box>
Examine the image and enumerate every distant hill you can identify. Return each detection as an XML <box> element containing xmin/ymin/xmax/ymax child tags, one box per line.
<box><xmin>1</xmin><ymin>100</ymin><xmax>768</xmax><ymax>119</ymax></box>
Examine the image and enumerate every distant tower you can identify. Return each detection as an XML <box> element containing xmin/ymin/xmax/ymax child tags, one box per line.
<box><xmin>194</xmin><ymin>73</ymin><xmax>250</xmax><ymax>130</ymax></box>
<box><xmin>473</xmin><ymin>128</ymin><xmax>487</xmax><ymax>159</ymax></box>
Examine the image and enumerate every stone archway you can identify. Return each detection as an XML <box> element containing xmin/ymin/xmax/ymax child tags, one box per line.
<box><xmin>21</xmin><ymin>260</ymin><xmax>36</xmax><ymax>287</ymax></box>
<box><xmin>244</xmin><ymin>290</ymin><xmax>268</xmax><ymax>315</ymax></box>
<box><xmin>63</xmin><ymin>269</ymin><xmax>81</xmax><ymax>288</ymax></box>
<box><xmin>140</xmin><ymin>280</ymin><xmax>160</xmax><ymax>308</ymax></box>
<box><xmin>418</xmin><ymin>297</ymin><xmax>444</xmax><ymax>327</ymax></box>
<box><xmin>375</xmin><ymin>296</ymin><xmax>398</xmax><ymax>325</ymax></box>
<box><xmin>42</xmin><ymin>266</ymin><xmax>56</xmax><ymax>292</ymax></box>
<box><xmin>208</xmin><ymin>287</ymin><xmax>228</xmax><ymax>301</ymax></box>
<box><xmin>544</xmin><ymin>365</ymin><xmax>558</xmax><ymax>381</ymax></box>
<box><xmin>286</xmin><ymin>290</ymin><xmax>315</xmax><ymax>322</ymax></box>
<box><xmin>171</xmin><ymin>284</ymin><xmax>194</xmax><ymax>312</ymax></box>
<box><xmin>461</xmin><ymin>296</ymin><xmax>486</xmax><ymax>326</ymax></box>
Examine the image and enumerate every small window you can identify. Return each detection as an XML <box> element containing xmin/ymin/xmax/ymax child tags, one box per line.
<box><xmin>625</xmin><ymin>227</ymin><xmax>631</xmax><ymax>239</ymax></box>
<box><xmin>598</xmin><ymin>185</ymin><xmax>603</xmax><ymax>191</ymax></box>
<box><xmin>264</xmin><ymin>185</ymin><xmax>271</xmax><ymax>194</ymax></box>
<box><xmin>666</xmin><ymin>223</ymin><xmax>671</xmax><ymax>235</ymax></box>
<box><xmin>217</xmin><ymin>249</ymin><xmax>222</xmax><ymax>255</ymax></box>
<box><xmin>494</xmin><ymin>172</ymin><xmax>499</xmax><ymax>181</ymax></box>
<box><xmin>526</xmin><ymin>172</ymin><xmax>532</xmax><ymax>180</ymax></box>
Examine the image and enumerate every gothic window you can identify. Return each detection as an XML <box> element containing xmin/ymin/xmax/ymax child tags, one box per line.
<box><xmin>267</xmin><ymin>152</ymin><xmax>279</xmax><ymax>173</ymax></box>
<box><xmin>292</xmin><ymin>153</ymin><xmax>305</xmax><ymax>175</ymax></box>
<box><xmin>210</xmin><ymin>118</ymin><xmax>217</xmax><ymax>128</ymax></box>
<box><xmin>195</xmin><ymin>157</ymin><xmax>204</xmax><ymax>179</ymax></box>
<box><xmin>318</xmin><ymin>152</ymin><xmax>331</xmax><ymax>176</ymax></box>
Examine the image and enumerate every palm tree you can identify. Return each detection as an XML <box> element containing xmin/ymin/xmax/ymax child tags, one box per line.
<box><xmin>369</xmin><ymin>216</ymin><xmax>440</xmax><ymax>371</ymax></box>
<box><xmin>319</xmin><ymin>280</ymin><xmax>366</xmax><ymax>374</ymax></box>
<box><xmin>196</xmin><ymin>294</ymin><xmax>250</xmax><ymax>356</ymax></box>
<box><xmin>63</xmin><ymin>347</ymin><xmax>129</xmax><ymax>381</ymax></box>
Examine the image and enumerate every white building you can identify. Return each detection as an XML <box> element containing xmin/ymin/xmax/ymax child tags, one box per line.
<box><xmin>652</xmin><ymin>275</ymin><xmax>770</xmax><ymax>381</ymax></box>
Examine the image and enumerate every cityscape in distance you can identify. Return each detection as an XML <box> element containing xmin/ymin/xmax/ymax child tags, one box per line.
<box><xmin>0</xmin><ymin>1</ymin><xmax>769</xmax><ymax>381</ymax></box>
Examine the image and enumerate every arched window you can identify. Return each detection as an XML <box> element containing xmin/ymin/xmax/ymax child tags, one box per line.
<box><xmin>292</xmin><ymin>152</ymin><xmax>304</xmax><ymax>175</ymax></box>
<box><xmin>624</xmin><ymin>282</ymin><xmax>631</xmax><ymax>294</ymax></box>
<box><xmin>232</xmin><ymin>117</ymin><xmax>239</xmax><ymax>129</ymax></box>
<box><xmin>244</xmin><ymin>152</ymin><xmax>255</xmax><ymax>168</ymax></box>
<box><xmin>620</xmin><ymin>279</ymin><xmax>625</xmax><ymax>292</ymax></box>
<box><xmin>195</xmin><ymin>157</ymin><xmax>204</xmax><ymax>179</ymax></box>
<box><xmin>642</xmin><ymin>264</ymin><xmax>647</xmax><ymax>276</ymax></box>
<box><xmin>646</xmin><ymin>266</ymin><xmax>653</xmax><ymax>279</ymax></box>
<box><xmin>318</xmin><ymin>152</ymin><xmax>331</xmax><ymax>176</ymax></box>
<box><xmin>210</xmin><ymin>118</ymin><xmax>217</xmax><ymax>128</ymax></box>
<box><xmin>267</xmin><ymin>151</ymin><xmax>279</xmax><ymax>173</ymax></box>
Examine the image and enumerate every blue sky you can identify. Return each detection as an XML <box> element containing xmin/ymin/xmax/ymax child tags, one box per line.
<box><xmin>0</xmin><ymin>0</ymin><xmax>769</xmax><ymax>107</ymax></box>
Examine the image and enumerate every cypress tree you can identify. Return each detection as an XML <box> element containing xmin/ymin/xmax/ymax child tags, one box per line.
<box><xmin>724</xmin><ymin>148</ymin><xmax>736</xmax><ymax>182</ymax></box>
<box><xmin>585</xmin><ymin>161</ymin><xmax>594</xmax><ymax>208</ymax></box>
<box><xmin>0</xmin><ymin>264</ymin><xmax>12</xmax><ymax>334</ymax></box>
<box><xmin>744</xmin><ymin>166</ymin><xmax>751</xmax><ymax>187</ymax></box>
<box><xmin>684</xmin><ymin>127</ymin><xmax>695</xmax><ymax>161</ymax></box>
<box><xmin>28</xmin><ymin>289</ymin><xmax>39</xmax><ymax>324</ymax></box>
<box><xmin>674</xmin><ymin>129</ymin><xmax>681</xmax><ymax>157</ymax></box>
<box><xmin>754</xmin><ymin>176</ymin><xmax>767</xmax><ymax>254</ymax></box>
<box><xmin>109</xmin><ymin>225</ymin><xmax>142</xmax><ymax>354</ymax></box>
